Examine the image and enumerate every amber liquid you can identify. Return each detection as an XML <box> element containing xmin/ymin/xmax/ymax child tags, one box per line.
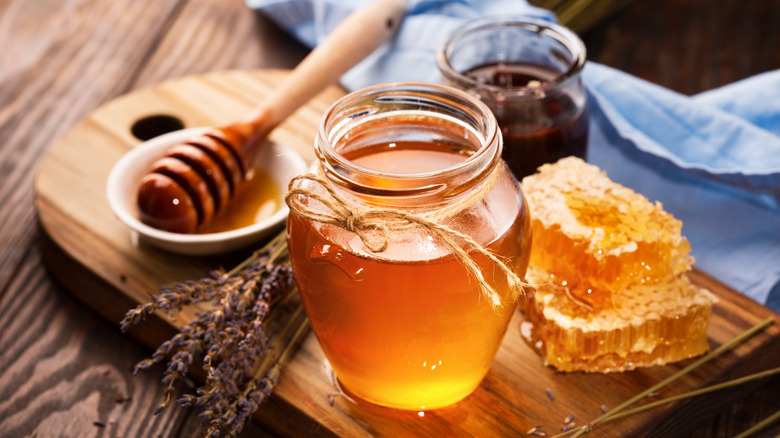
<box><xmin>288</xmin><ymin>141</ymin><xmax>531</xmax><ymax>410</ymax></box>
<box><xmin>198</xmin><ymin>167</ymin><xmax>280</xmax><ymax>234</ymax></box>
<box><xmin>464</xmin><ymin>62</ymin><xmax>588</xmax><ymax>178</ymax></box>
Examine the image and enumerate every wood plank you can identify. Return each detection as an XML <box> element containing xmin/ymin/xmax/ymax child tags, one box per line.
<box><xmin>581</xmin><ymin>0</ymin><xmax>780</xmax><ymax>94</ymax></box>
<box><xmin>0</xmin><ymin>0</ymin><xmax>309</xmax><ymax>434</ymax></box>
<box><xmin>34</xmin><ymin>69</ymin><xmax>780</xmax><ymax>437</ymax></box>
<box><xmin>130</xmin><ymin>0</ymin><xmax>309</xmax><ymax>89</ymax></box>
<box><xmin>0</xmin><ymin>0</ymin><xmax>182</xmax><ymax>298</ymax></box>
<box><xmin>5</xmin><ymin>0</ymin><xmax>778</xmax><ymax>436</ymax></box>
<box><xmin>0</xmin><ymin>0</ymin><xmax>206</xmax><ymax>435</ymax></box>
<box><xmin>0</xmin><ymin>237</ymin><xmax>196</xmax><ymax>437</ymax></box>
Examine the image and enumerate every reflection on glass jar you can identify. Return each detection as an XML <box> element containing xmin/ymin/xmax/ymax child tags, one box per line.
<box><xmin>437</xmin><ymin>17</ymin><xmax>589</xmax><ymax>179</ymax></box>
<box><xmin>286</xmin><ymin>83</ymin><xmax>532</xmax><ymax>410</ymax></box>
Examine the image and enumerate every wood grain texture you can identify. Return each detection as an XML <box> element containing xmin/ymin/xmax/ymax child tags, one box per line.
<box><xmin>3</xmin><ymin>0</ymin><xmax>780</xmax><ymax>436</ymax></box>
<box><xmin>0</xmin><ymin>0</ymin><xmax>304</xmax><ymax>436</ymax></box>
<box><xmin>0</xmin><ymin>0</ymin><xmax>193</xmax><ymax>436</ymax></box>
<box><xmin>131</xmin><ymin>0</ymin><xmax>309</xmax><ymax>89</ymax></box>
<box><xmin>0</xmin><ymin>242</ymin><xmax>192</xmax><ymax>437</ymax></box>
<box><xmin>581</xmin><ymin>0</ymin><xmax>780</xmax><ymax>94</ymax></box>
<box><xmin>34</xmin><ymin>69</ymin><xmax>780</xmax><ymax>438</ymax></box>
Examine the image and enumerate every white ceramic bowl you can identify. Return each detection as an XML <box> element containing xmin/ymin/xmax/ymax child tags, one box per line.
<box><xmin>106</xmin><ymin>127</ymin><xmax>307</xmax><ymax>255</ymax></box>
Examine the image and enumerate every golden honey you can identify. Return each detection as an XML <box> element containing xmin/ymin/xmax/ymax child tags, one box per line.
<box><xmin>518</xmin><ymin>157</ymin><xmax>715</xmax><ymax>372</ymax></box>
<box><xmin>522</xmin><ymin>157</ymin><xmax>693</xmax><ymax>309</ymax></box>
<box><xmin>288</xmin><ymin>195</ymin><xmax>528</xmax><ymax>408</ymax></box>
<box><xmin>287</xmin><ymin>83</ymin><xmax>532</xmax><ymax>410</ymax></box>
<box><xmin>522</xmin><ymin>266</ymin><xmax>715</xmax><ymax>372</ymax></box>
<box><xmin>198</xmin><ymin>167</ymin><xmax>280</xmax><ymax>234</ymax></box>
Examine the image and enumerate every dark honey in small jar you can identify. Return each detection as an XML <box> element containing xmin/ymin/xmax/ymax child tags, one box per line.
<box><xmin>438</xmin><ymin>17</ymin><xmax>589</xmax><ymax>179</ymax></box>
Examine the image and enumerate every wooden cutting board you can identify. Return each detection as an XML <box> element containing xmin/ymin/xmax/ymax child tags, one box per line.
<box><xmin>34</xmin><ymin>69</ymin><xmax>780</xmax><ymax>437</ymax></box>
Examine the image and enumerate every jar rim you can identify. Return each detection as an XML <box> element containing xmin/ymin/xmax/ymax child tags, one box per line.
<box><xmin>436</xmin><ymin>17</ymin><xmax>587</xmax><ymax>98</ymax></box>
<box><xmin>315</xmin><ymin>81</ymin><xmax>502</xmax><ymax>198</ymax></box>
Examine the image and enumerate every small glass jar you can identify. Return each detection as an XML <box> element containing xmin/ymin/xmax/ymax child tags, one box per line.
<box><xmin>286</xmin><ymin>82</ymin><xmax>532</xmax><ymax>410</ymax></box>
<box><xmin>437</xmin><ymin>17</ymin><xmax>589</xmax><ymax>179</ymax></box>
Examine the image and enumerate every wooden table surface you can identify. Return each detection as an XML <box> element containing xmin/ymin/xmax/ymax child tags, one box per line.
<box><xmin>1</xmin><ymin>0</ymin><xmax>778</xmax><ymax>437</ymax></box>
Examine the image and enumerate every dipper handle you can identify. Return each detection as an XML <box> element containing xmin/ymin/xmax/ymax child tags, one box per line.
<box><xmin>241</xmin><ymin>0</ymin><xmax>408</xmax><ymax>146</ymax></box>
<box><xmin>137</xmin><ymin>0</ymin><xmax>407</xmax><ymax>234</ymax></box>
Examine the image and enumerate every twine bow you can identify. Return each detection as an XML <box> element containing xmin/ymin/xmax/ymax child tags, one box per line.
<box><xmin>285</xmin><ymin>171</ymin><xmax>525</xmax><ymax>309</ymax></box>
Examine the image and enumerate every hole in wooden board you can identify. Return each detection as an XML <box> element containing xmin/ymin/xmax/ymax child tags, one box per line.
<box><xmin>131</xmin><ymin>114</ymin><xmax>185</xmax><ymax>141</ymax></box>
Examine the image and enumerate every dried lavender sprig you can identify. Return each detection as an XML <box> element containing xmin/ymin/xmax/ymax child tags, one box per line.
<box><xmin>120</xmin><ymin>276</ymin><xmax>222</xmax><ymax>332</ymax></box>
<box><xmin>198</xmin><ymin>300</ymin><xmax>308</xmax><ymax>436</ymax></box>
<box><xmin>133</xmin><ymin>322</ymin><xmax>207</xmax><ymax>374</ymax></box>
<box><xmin>125</xmin><ymin>229</ymin><xmax>304</xmax><ymax>436</ymax></box>
<box><xmin>199</xmin><ymin>262</ymin><xmax>294</xmax><ymax>389</ymax></box>
<box><xmin>219</xmin><ymin>231</ymin><xmax>289</xmax><ymax>279</ymax></box>
<box><xmin>594</xmin><ymin>366</ymin><xmax>780</xmax><ymax>423</ymax></box>
<box><xmin>734</xmin><ymin>407</ymin><xmax>780</xmax><ymax>438</ymax></box>
<box><xmin>121</xmin><ymin>231</ymin><xmax>289</xmax><ymax>333</ymax></box>
<box><xmin>194</xmin><ymin>277</ymin><xmax>294</xmax><ymax>416</ymax></box>
<box><xmin>128</xmin><ymin>244</ymin><xmax>291</xmax><ymax>377</ymax></box>
<box><xmin>550</xmin><ymin>366</ymin><xmax>780</xmax><ymax>438</ymax></box>
<box><xmin>212</xmin><ymin>304</ymin><xmax>310</xmax><ymax>437</ymax></box>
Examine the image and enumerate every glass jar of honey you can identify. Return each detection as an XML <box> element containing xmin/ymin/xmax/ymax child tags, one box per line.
<box><xmin>286</xmin><ymin>83</ymin><xmax>532</xmax><ymax>410</ymax></box>
<box><xmin>437</xmin><ymin>17</ymin><xmax>589</xmax><ymax>179</ymax></box>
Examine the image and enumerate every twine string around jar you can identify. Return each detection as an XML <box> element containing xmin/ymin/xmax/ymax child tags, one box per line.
<box><xmin>284</xmin><ymin>166</ymin><xmax>525</xmax><ymax>309</ymax></box>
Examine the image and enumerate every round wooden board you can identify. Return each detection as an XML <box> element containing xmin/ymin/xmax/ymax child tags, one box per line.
<box><xmin>33</xmin><ymin>69</ymin><xmax>780</xmax><ymax>438</ymax></box>
<box><xmin>35</xmin><ymin>69</ymin><xmax>338</xmax><ymax>308</ymax></box>
<box><xmin>34</xmin><ymin>68</ymin><xmax>350</xmax><ymax>436</ymax></box>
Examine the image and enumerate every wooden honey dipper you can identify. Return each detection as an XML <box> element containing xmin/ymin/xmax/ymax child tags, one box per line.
<box><xmin>137</xmin><ymin>0</ymin><xmax>407</xmax><ymax>234</ymax></box>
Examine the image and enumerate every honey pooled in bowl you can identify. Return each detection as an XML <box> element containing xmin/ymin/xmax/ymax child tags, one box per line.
<box><xmin>519</xmin><ymin>157</ymin><xmax>716</xmax><ymax>372</ymax></box>
<box><xmin>197</xmin><ymin>167</ymin><xmax>280</xmax><ymax>234</ymax></box>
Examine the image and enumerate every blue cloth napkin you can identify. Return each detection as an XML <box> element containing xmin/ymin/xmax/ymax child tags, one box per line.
<box><xmin>247</xmin><ymin>0</ymin><xmax>780</xmax><ymax>312</ymax></box>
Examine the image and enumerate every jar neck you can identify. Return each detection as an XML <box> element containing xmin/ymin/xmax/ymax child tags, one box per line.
<box><xmin>315</xmin><ymin>82</ymin><xmax>502</xmax><ymax>208</ymax></box>
<box><xmin>436</xmin><ymin>17</ymin><xmax>586</xmax><ymax>101</ymax></box>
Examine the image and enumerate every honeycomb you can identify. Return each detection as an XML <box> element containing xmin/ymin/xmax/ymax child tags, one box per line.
<box><xmin>521</xmin><ymin>157</ymin><xmax>693</xmax><ymax>309</ymax></box>
<box><xmin>521</xmin><ymin>265</ymin><xmax>717</xmax><ymax>372</ymax></box>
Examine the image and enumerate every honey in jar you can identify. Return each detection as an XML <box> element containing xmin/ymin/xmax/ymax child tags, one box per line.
<box><xmin>286</xmin><ymin>83</ymin><xmax>532</xmax><ymax>410</ymax></box>
<box><xmin>437</xmin><ymin>17</ymin><xmax>589</xmax><ymax>179</ymax></box>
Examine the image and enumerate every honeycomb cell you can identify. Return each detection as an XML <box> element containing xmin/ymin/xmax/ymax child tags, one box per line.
<box><xmin>521</xmin><ymin>265</ymin><xmax>717</xmax><ymax>373</ymax></box>
<box><xmin>521</xmin><ymin>157</ymin><xmax>693</xmax><ymax>309</ymax></box>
